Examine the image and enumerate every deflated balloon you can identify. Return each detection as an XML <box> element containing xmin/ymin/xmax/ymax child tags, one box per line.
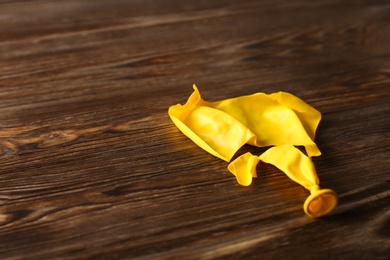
<box><xmin>168</xmin><ymin>85</ymin><xmax>337</xmax><ymax>218</ymax></box>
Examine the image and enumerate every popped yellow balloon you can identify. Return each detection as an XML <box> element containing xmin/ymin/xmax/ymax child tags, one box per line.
<box><xmin>168</xmin><ymin>85</ymin><xmax>337</xmax><ymax>218</ymax></box>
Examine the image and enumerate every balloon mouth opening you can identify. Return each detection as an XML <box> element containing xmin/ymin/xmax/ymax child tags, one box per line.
<box><xmin>304</xmin><ymin>189</ymin><xmax>338</xmax><ymax>218</ymax></box>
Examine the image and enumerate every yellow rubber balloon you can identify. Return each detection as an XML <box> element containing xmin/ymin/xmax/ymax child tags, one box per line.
<box><xmin>168</xmin><ymin>85</ymin><xmax>337</xmax><ymax>218</ymax></box>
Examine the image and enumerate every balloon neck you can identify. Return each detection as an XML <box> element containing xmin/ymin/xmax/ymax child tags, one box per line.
<box><xmin>310</xmin><ymin>185</ymin><xmax>320</xmax><ymax>193</ymax></box>
<box><xmin>304</xmin><ymin>188</ymin><xmax>338</xmax><ymax>218</ymax></box>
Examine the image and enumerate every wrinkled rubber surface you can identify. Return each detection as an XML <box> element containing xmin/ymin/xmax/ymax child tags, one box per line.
<box><xmin>169</xmin><ymin>85</ymin><xmax>337</xmax><ymax>218</ymax></box>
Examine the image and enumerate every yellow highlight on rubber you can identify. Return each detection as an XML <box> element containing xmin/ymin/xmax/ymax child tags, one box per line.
<box><xmin>168</xmin><ymin>85</ymin><xmax>337</xmax><ymax>218</ymax></box>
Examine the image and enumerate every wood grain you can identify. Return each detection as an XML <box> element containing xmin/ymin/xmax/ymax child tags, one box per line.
<box><xmin>0</xmin><ymin>0</ymin><xmax>389</xmax><ymax>259</ymax></box>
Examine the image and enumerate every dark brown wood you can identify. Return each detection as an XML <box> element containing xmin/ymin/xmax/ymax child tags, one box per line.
<box><xmin>0</xmin><ymin>0</ymin><xmax>389</xmax><ymax>259</ymax></box>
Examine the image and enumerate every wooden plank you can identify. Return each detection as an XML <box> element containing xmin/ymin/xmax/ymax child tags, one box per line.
<box><xmin>0</xmin><ymin>0</ymin><xmax>389</xmax><ymax>259</ymax></box>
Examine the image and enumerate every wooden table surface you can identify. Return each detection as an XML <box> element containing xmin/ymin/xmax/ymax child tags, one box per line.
<box><xmin>0</xmin><ymin>0</ymin><xmax>389</xmax><ymax>259</ymax></box>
